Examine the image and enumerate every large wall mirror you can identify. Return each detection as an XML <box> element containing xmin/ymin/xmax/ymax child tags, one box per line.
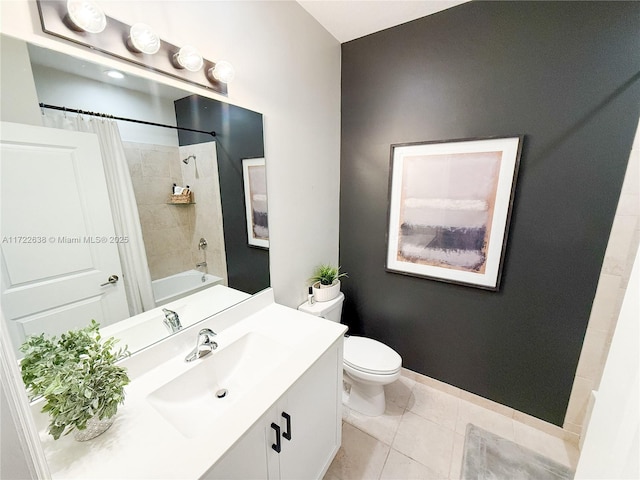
<box><xmin>0</xmin><ymin>38</ymin><xmax>269</xmax><ymax>358</ymax></box>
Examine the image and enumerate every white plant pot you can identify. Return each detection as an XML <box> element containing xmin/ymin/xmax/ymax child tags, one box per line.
<box><xmin>312</xmin><ymin>280</ymin><xmax>341</xmax><ymax>302</ymax></box>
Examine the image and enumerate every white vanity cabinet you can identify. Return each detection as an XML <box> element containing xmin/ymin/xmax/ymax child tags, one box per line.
<box><xmin>204</xmin><ymin>339</ymin><xmax>343</xmax><ymax>480</ymax></box>
<box><xmin>33</xmin><ymin>294</ymin><xmax>348</xmax><ymax>479</ymax></box>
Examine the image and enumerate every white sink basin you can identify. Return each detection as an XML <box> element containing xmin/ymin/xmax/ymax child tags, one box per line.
<box><xmin>147</xmin><ymin>332</ymin><xmax>292</xmax><ymax>438</ymax></box>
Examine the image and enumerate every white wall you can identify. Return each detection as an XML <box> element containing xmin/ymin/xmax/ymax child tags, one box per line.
<box><xmin>31</xmin><ymin>64</ymin><xmax>179</xmax><ymax>146</ymax></box>
<box><xmin>0</xmin><ymin>0</ymin><xmax>342</xmax><ymax>309</ymax></box>
<box><xmin>0</xmin><ymin>35</ymin><xmax>41</xmax><ymax>126</ymax></box>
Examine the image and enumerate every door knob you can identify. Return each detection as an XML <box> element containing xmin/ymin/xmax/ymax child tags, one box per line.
<box><xmin>100</xmin><ymin>275</ymin><xmax>119</xmax><ymax>286</ymax></box>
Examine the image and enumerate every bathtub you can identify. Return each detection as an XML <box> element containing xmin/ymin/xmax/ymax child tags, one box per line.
<box><xmin>153</xmin><ymin>269</ymin><xmax>224</xmax><ymax>306</ymax></box>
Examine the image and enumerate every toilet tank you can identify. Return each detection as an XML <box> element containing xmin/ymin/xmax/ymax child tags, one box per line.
<box><xmin>298</xmin><ymin>292</ymin><xmax>344</xmax><ymax>323</ymax></box>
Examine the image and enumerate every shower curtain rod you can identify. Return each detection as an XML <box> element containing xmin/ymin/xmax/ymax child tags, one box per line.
<box><xmin>39</xmin><ymin>103</ymin><xmax>216</xmax><ymax>137</ymax></box>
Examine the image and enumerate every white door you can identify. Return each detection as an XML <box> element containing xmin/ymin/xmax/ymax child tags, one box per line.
<box><xmin>1</xmin><ymin>121</ymin><xmax>129</xmax><ymax>354</ymax></box>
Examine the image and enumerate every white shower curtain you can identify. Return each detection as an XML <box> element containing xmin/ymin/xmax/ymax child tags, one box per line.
<box><xmin>43</xmin><ymin>111</ymin><xmax>156</xmax><ymax>314</ymax></box>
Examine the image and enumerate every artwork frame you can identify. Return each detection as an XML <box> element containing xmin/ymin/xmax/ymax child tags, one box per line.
<box><xmin>242</xmin><ymin>157</ymin><xmax>269</xmax><ymax>249</ymax></box>
<box><xmin>386</xmin><ymin>136</ymin><xmax>523</xmax><ymax>290</ymax></box>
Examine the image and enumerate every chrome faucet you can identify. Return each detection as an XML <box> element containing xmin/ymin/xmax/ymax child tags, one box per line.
<box><xmin>162</xmin><ymin>308</ymin><xmax>182</xmax><ymax>333</ymax></box>
<box><xmin>185</xmin><ymin>328</ymin><xmax>218</xmax><ymax>362</ymax></box>
<box><xmin>196</xmin><ymin>262</ymin><xmax>207</xmax><ymax>282</ymax></box>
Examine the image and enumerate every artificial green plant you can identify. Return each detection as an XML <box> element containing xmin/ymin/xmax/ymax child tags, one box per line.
<box><xmin>309</xmin><ymin>264</ymin><xmax>348</xmax><ymax>286</ymax></box>
<box><xmin>20</xmin><ymin>320</ymin><xmax>130</xmax><ymax>440</ymax></box>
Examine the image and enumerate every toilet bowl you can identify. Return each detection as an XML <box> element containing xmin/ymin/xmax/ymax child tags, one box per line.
<box><xmin>298</xmin><ymin>292</ymin><xmax>402</xmax><ymax>416</ymax></box>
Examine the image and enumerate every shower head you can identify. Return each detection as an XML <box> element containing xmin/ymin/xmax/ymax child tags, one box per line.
<box><xmin>183</xmin><ymin>154</ymin><xmax>196</xmax><ymax>164</ymax></box>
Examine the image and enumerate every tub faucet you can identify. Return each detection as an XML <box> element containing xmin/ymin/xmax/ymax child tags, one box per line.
<box><xmin>185</xmin><ymin>328</ymin><xmax>218</xmax><ymax>362</ymax></box>
<box><xmin>196</xmin><ymin>262</ymin><xmax>207</xmax><ymax>282</ymax></box>
<box><xmin>162</xmin><ymin>308</ymin><xmax>182</xmax><ymax>333</ymax></box>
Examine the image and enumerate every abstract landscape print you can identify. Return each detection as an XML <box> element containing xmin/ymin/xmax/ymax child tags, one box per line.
<box><xmin>386</xmin><ymin>137</ymin><xmax>521</xmax><ymax>289</ymax></box>
<box><xmin>242</xmin><ymin>157</ymin><xmax>269</xmax><ymax>248</ymax></box>
<box><xmin>398</xmin><ymin>151</ymin><xmax>501</xmax><ymax>273</ymax></box>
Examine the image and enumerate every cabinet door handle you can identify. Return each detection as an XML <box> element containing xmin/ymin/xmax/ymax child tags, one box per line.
<box><xmin>270</xmin><ymin>422</ymin><xmax>281</xmax><ymax>453</ymax></box>
<box><xmin>282</xmin><ymin>412</ymin><xmax>292</xmax><ymax>441</ymax></box>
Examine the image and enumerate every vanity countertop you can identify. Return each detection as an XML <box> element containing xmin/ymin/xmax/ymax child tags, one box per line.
<box><xmin>33</xmin><ymin>289</ymin><xmax>347</xmax><ymax>479</ymax></box>
<box><xmin>100</xmin><ymin>284</ymin><xmax>251</xmax><ymax>354</ymax></box>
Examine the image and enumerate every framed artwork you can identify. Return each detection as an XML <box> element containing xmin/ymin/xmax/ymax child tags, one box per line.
<box><xmin>386</xmin><ymin>136</ymin><xmax>523</xmax><ymax>290</ymax></box>
<box><xmin>242</xmin><ymin>157</ymin><xmax>269</xmax><ymax>249</ymax></box>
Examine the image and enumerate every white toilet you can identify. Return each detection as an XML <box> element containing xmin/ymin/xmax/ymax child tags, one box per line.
<box><xmin>298</xmin><ymin>292</ymin><xmax>402</xmax><ymax>416</ymax></box>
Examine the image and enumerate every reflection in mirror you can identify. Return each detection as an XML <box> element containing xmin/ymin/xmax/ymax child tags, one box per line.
<box><xmin>0</xmin><ymin>39</ymin><xmax>269</xmax><ymax>358</ymax></box>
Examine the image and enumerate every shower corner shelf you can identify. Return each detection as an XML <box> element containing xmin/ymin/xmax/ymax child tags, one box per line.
<box><xmin>168</xmin><ymin>191</ymin><xmax>194</xmax><ymax>205</ymax></box>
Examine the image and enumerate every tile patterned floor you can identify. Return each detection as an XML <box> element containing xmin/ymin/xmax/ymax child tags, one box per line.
<box><xmin>324</xmin><ymin>371</ymin><xmax>580</xmax><ymax>480</ymax></box>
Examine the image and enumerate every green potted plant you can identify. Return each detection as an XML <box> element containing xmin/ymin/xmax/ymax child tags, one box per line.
<box><xmin>309</xmin><ymin>264</ymin><xmax>348</xmax><ymax>302</ymax></box>
<box><xmin>20</xmin><ymin>320</ymin><xmax>130</xmax><ymax>441</ymax></box>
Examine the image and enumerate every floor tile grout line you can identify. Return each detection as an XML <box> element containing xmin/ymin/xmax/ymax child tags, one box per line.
<box><xmin>376</xmin><ymin>443</ymin><xmax>393</xmax><ymax>480</ymax></box>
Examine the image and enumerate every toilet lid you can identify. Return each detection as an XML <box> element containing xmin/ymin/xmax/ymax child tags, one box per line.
<box><xmin>343</xmin><ymin>336</ymin><xmax>402</xmax><ymax>375</ymax></box>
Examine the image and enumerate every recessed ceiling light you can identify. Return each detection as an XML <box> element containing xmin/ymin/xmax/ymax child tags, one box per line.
<box><xmin>105</xmin><ymin>70</ymin><xmax>125</xmax><ymax>79</ymax></box>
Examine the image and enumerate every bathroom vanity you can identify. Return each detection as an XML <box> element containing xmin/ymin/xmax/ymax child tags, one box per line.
<box><xmin>31</xmin><ymin>288</ymin><xmax>347</xmax><ymax>479</ymax></box>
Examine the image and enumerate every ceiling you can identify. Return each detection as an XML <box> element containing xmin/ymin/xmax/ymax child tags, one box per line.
<box><xmin>297</xmin><ymin>0</ymin><xmax>469</xmax><ymax>43</ymax></box>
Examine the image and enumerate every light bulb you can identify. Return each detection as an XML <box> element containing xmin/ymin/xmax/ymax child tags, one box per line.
<box><xmin>128</xmin><ymin>23</ymin><xmax>160</xmax><ymax>55</ymax></box>
<box><xmin>174</xmin><ymin>45</ymin><xmax>203</xmax><ymax>72</ymax></box>
<box><xmin>209</xmin><ymin>61</ymin><xmax>235</xmax><ymax>84</ymax></box>
<box><xmin>66</xmin><ymin>0</ymin><xmax>106</xmax><ymax>33</ymax></box>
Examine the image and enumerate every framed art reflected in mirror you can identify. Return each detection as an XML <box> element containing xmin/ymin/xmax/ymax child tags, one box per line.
<box><xmin>242</xmin><ymin>157</ymin><xmax>269</xmax><ymax>249</ymax></box>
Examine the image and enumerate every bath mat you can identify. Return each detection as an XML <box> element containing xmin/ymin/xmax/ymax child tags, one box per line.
<box><xmin>461</xmin><ymin>424</ymin><xmax>574</xmax><ymax>480</ymax></box>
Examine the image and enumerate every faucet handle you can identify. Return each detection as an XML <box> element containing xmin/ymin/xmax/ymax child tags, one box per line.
<box><xmin>198</xmin><ymin>328</ymin><xmax>217</xmax><ymax>343</ymax></box>
<box><xmin>185</xmin><ymin>328</ymin><xmax>218</xmax><ymax>362</ymax></box>
<box><xmin>162</xmin><ymin>308</ymin><xmax>182</xmax><ymax>333</ymax></box>
<box><xmin>197</xmin><ymin>328</ymin><xmax>218</xmax><ymax>352</ymax></box>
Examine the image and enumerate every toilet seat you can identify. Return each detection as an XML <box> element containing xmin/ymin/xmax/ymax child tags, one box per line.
<box><xmin>343</xmin><ymin>336</ymin><xmax>402</xmax><ymax>375</ymax></box>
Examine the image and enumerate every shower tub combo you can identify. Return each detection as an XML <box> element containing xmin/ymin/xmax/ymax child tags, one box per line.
<box><xmin>152</xmin><ymin>269</ymin><xmax>224</xmax><ymax>306</ymax></box>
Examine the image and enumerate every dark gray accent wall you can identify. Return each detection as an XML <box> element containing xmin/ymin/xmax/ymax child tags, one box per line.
<box><xmin>175</xmin><ymin>95</ymin><xmax>268</xmax><ymax>294</ymax></box>
<box><xmin>340</xmin><ymin>1</ymin><xmax>640</xmax><ymax>425</ymax></box>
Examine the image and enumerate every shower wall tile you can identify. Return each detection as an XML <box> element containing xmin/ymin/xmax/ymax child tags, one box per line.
<box><xmin>123</xmin><ymin>141</ymin><xmax>196</xmax><ymax>281</ymax></box>
<box><xmin>141</xmin><ymin>149</ymin><xmax>172</xmax><ymax>178</ymax></box>
<box><xmin>575</xmin><ymin>328</ymin><xmax>611</xmax><ymax>381</ymax></box>
<box><xmin>124</xmin><ymin>145</ymin><xmax>142</xmax><ymax>177</ymax></box>
<box><xmin>585</xmin><ymin>274</ymin><xmax>623</xmax><ymax>335</ymax></box>
<box><xmin>139</xmin><ymin>179</ymin><xmax>173</xmax><ymax>206</ymax></box>
<box><xmin>179</xmin><ymin>142</ymin><xmax>228</xmax><ymax>285</ymax></box>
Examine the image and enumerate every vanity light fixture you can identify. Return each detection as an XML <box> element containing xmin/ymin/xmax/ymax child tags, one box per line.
<box><xmin>173</xmin><ymin>45</ymin><xmax>204</xmax><ymax>72</ymax></box>
<box><xmin>65</xmin><ymin>0</ymin><xmax>106</xmax><ymax>33</ymax></box>
<box><xmin>37</xmin><ymin>0</ymin><xmax>230</xmax><ymax>95</ymax></box>
<box><xmin>127</xmin><ymin>23</ymin><xmax>161</xmax><ymax>55</ymax></box>
<box><xmin>207</xmin><ymin>61</ymin><xmax>235</xmax><ymax>84</ymax></box>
